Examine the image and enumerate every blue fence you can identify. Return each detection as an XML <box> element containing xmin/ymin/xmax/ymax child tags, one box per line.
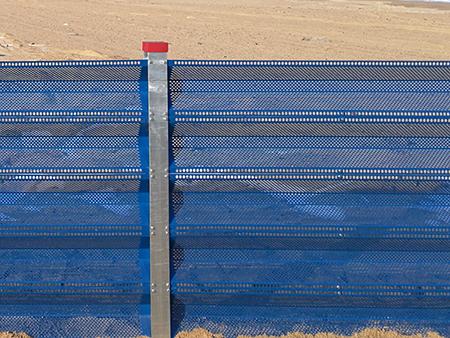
<box><xmin>0</xmin><ymin>60</ymin><xmax>150</xmax><ymax>337</ymax></box>
<box><xmin>168</xmin><ymin>61</ymin><xmax>450</xmax><ymax>337</ymax></box>
<box><xmin>1</xmin><ymin>58</ymin><xmax>450</xmax><ymax>338</ymax></box>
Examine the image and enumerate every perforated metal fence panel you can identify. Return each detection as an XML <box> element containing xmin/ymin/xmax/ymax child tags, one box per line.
<box><xmin>0</xmin><ymin>60</ymin><xmax>150</xmax><ymax>337</ymax></box>
<box><xmin>168</xmin><ymin>61</ymin><xmax>450</xmax><ymax>337</ymax></box>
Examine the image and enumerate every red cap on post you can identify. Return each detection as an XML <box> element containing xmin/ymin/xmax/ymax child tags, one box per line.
<box><xmin>142</xmin><ymin>41</ymin><xmax>169</xmax><ymax>53</ymax></box>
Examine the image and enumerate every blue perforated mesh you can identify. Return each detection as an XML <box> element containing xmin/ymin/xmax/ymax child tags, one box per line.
<box><xmin>168</xmin><ymin>60</ymin><xmax>450</xmax><ymax>337</ymax></box>
<box><xmin>0</xmin><ymin>60</ymin><xmax>150</xmax><ymax>337</ymax></box>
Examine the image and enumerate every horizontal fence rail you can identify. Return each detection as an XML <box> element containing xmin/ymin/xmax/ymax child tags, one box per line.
<box><xmin>168</xmin><ymin>60</ymin><xmax>450</xmax><ymax>337</ymax></box>
<box><xmin>0</xmin><ymin>60</ymin><xmax>150</xmax><ymax>337</ymax></box>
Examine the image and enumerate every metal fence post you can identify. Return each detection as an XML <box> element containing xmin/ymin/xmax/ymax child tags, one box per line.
<box><xmin>143</xmin><ymin>41</ymin><xmax>171</xmax><ymax>338</ymax></box>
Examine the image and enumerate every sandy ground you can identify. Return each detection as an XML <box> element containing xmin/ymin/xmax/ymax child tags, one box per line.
<box><xmin>1</xmin><ymin>0</ymin><xmax>450</xmax><ymax>61</ymax></box>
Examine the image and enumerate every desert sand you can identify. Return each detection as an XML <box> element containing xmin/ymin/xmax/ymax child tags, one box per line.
<box><xmin>1</xmin><ymin>0</ymin><xmax>450</xmax><ymax>61</ymax></box>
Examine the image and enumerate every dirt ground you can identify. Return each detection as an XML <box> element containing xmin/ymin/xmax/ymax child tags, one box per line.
<box><xmin>175</xmin><ymin>328</ymin><xmax>444</xmax><ymax>338</ymax></box>
<box><xmin>1</xmin><ymin>0</ymin><xmax>450</xmax><ymax>61</ymax></box>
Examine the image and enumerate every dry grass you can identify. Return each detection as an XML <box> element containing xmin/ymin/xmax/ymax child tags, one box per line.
<box><xmin>0</xmin><ymin>328</ymin><xmax>443</xmax><ymax>338</ymax></box>
<box><xmin>176</xmin><ymin>328</ymin><xmax>225</xmax><ymax>338</ymax></box>
<box><xmin>175</xmin><ymin>328</ymin><xmax>444</xmax><ymax>338</ymax></box>
<box><xmin>0</xmin><ymin>333</ymin><xmax>32</xmax><ymax>338</ymax></box>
